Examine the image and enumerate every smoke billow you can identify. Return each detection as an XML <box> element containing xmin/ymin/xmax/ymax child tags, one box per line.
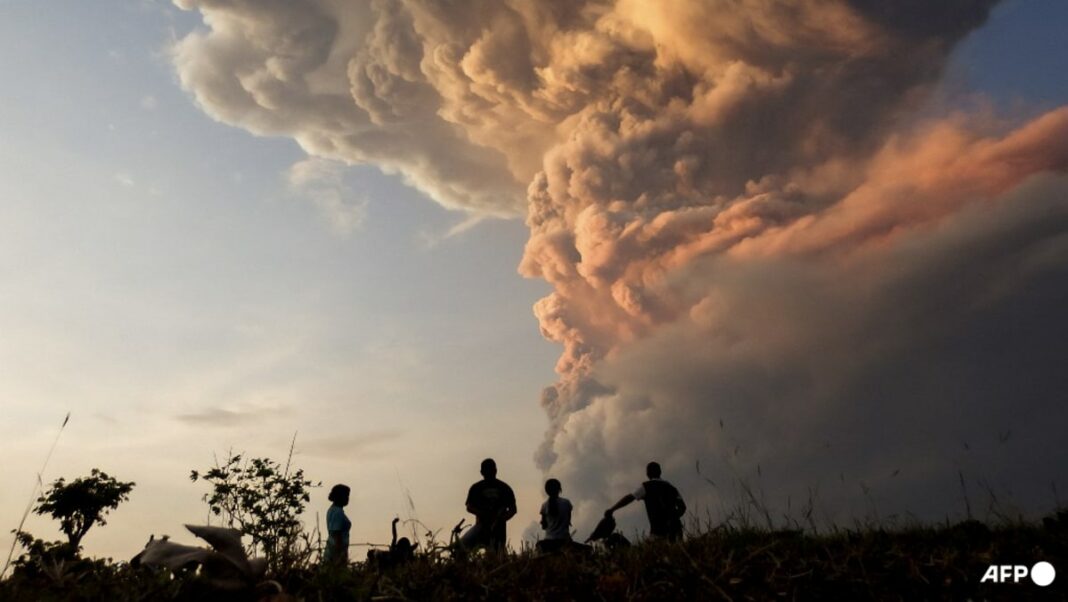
<box><xmin>173</xmin><ymin>0</ymin><xmax>1068</xmax><ymax>531</ymax></box>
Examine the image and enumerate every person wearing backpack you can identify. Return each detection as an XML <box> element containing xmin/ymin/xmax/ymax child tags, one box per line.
<box><xmin>604</xmin><ymin>462</ymin><xmax>686</xmax><ymax>541</ymax></box>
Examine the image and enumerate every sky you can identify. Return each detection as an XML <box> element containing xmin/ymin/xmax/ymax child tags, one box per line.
<box><xmin>1</xmin><ymin>0</ymin><xmax>1066</xmax><ymax>561</ymax></box>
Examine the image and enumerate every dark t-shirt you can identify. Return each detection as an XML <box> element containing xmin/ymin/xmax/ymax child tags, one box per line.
<box><xmin>637</xmin><ymin>479</ymin><xmax>685</xmax><ymax>538</ymax></box>
<box><xmin>465</xmin><ymin>478</ymin><xmax>516</xmax><ymax>525</ymax></box>
<box><xmin>465</xmin><ymin>478</ymin><xmax>516</xmax><ymax>550</ymax></box>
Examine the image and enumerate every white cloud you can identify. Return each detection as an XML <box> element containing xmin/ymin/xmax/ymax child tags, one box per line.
<box><xmin>285</xmin><ymin>157</ymin><xmax>366</xmax><ymax>234</ymax></box>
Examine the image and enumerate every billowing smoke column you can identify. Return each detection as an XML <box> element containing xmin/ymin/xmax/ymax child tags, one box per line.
<box><xmin>174</xmin><ymin>0</ymin><xmax>1068</xmax><ymax>530</ymax></box>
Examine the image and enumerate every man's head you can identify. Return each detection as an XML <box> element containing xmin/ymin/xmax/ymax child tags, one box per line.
<box><xmin>480</xmin><ymin>458</ymin><xmax>497</xmax><ymax>479</ymax></box>
<box><xmin>646</xmin><ymin>462</ymin><xmax>662</xmax><ymax>479</ymax></box>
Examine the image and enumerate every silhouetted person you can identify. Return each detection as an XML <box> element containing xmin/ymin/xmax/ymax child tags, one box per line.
<box><xmin>536</xmin><ymin>478</ymin><xmax>574</xmax><ymax>553</ymax></box>
<box><xmin>462</xmin><ymin>458</ymin><xmax>517</xmax><ymax>552</ymax></box>
<box><xmin>368</xmin><ymin>517</ymin><xmax>417</xmax><ymax>569</ymax></box>
<box><xmin>605</xmin><ymin>462</ymin><xmax>686</xmax><ymax>541</ymax></box>
<box><xmin>323</xmin><ymin>484</ymin><xmax>351</xmax><ymax>565</ymax></box>
<box><xmin>389</xmin><ymin>516</ymin><xmax>415</xmax><ymax>564</ymax></box>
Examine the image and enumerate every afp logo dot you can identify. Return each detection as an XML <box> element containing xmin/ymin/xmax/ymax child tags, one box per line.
<box><xmin>1031</xmin><ymin>562</ymin><xmax>1056</xmax><ymax>587</ymax></box>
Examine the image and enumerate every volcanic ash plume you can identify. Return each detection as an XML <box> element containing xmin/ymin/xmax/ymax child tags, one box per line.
<box><xmin>174</xmin><ymin>0</ymin><xmax>1068</xmax><ymax>529</ymax></box>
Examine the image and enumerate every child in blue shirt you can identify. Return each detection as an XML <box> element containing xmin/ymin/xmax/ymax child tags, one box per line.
<box><xmin>324</xmin><ymin>484</ymin><xmax>351</xmax><ymax>565</ymax></box>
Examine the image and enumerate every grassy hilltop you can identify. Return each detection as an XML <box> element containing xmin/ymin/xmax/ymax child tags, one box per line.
<box><xmin>2</xmin><ymin>514</ymin><xmax>1065</xmax><ymax>601</ymax></box>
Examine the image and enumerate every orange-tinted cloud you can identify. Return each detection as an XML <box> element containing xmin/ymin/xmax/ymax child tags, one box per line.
<box><xmin>173</xmin><ymin>0</ymin><xmax>1068</xmax><ymax>531</ymax></box>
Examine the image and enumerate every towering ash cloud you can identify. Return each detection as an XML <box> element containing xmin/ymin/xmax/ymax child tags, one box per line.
<box><xmin>173</xmin><ymin>0</ymin><xmax>1068</xmax><ymax>529</ymax></box>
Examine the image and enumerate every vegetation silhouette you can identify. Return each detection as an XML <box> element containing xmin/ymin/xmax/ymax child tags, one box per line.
<box><xmin>2</xmin><ymin>445</ymin><xmax>1065</xmax><ymax>600</ymax></box>
<box><xmin>189</xmin><ymin>444</ymin><xmax>320</xmax><ymax>572</ymax></box>
<box><xmin>33</xmin><ymin>469</ymin><xmax>135</xmax><ymax>552</ymax></box>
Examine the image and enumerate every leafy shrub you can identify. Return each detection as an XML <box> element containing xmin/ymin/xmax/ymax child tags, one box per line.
<box><xmin>34</xmin><ymin>469</ymin><xmax>135</xmax><ymax>551</ymax></box>
<box><xmin>190</xmin><ymin>451</ymin><xmax>321</xmax><ymax>572</ymax></box>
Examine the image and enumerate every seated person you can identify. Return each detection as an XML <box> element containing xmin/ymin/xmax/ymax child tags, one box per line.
<box><xmin>368</xmin><ymin>517</ymin><xmax>417</xmax><ymax>569</ymax></box>
<box><xmin>461</xmin><ymin>459</ymin><xmax>517</xmax><ymax>553</ymax></box>
<box><xmin>536</xmin><ymin>478</ymin><xmax>573</xmax><ymax>553</ymax></box>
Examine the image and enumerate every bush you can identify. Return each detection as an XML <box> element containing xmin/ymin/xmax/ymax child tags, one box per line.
<box><xmin>190</xmin><ymin>450</ymin><xmax>320</xmax><ymax>572</ymax></box>
<box><xmin>34</xmin><ymin>469</ymin><xmax>135</xmax><ymax>551</ymax></box>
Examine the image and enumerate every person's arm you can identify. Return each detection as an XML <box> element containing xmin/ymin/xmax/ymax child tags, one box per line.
<box><xmin>502</xmin><ymin>486</ymin><xmax>517</xmax><ymax>521</ymax></box>
<box><xmin>605</xmin><ymin>494</ymin><xmax>635</xmax><ymax>516</ymax></box>
<box><xmin>676</xmin><ymin>493</ymin><xmax>687</xmax><ymax>517</ymax></box>
<box><xmin>392</xmin><ymin>517</ymin><xmax>400</xmax><ymax>546</ymax></box>
<box><xmin>465</xmin><ymin>485</ymin><xmax>480</xmax><ymax>516</ymax></box>
<box><xmin>328</xmin><ymin>531</ymin><xmax>343</xmax><ymax>560</ymax></box>
<box><xmin>325</xmin><ymin>508</ymin><xmax>345</xmax><ymax>562</ymax></box>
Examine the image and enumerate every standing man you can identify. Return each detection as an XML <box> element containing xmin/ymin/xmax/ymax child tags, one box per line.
<box><xmin>605</xmin><ymin>461</ymin><xmax>686</xmax><ymax>541</ymax></box>
<box><xmin>463</xmin><ymin>458</ymin><xmax>517</xmax><ymax>552</ymax></box>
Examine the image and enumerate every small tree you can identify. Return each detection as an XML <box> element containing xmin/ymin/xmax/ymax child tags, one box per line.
<box><xmin>191</xmin><ymin>451</ymin><xmax>320</xmax><ymax>570</ymax></box>
<box><xmin>34</xmin><ymin>469</ymin><xmax>135</xmax><ymax>550</ymax></box>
